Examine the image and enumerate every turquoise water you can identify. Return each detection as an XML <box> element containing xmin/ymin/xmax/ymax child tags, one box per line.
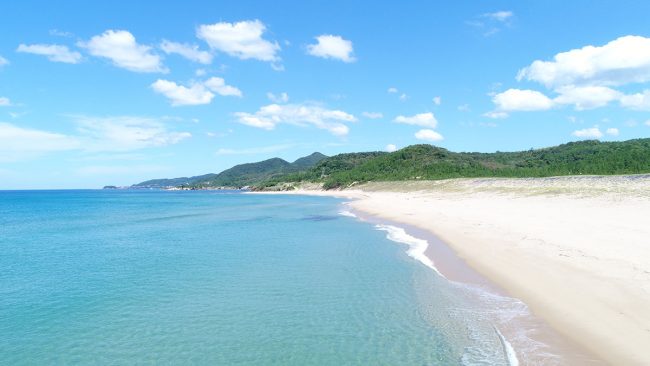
<box><xmin>0</xmin><ymin>190</ymin><xmax>520</xmax><ymax>365</ymax></box>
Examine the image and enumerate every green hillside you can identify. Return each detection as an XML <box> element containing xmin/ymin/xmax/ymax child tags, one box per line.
<box><xmin>259</xmin><ymin>139</ymin><xmax>650</xmax><ymax>189</ymax></box>
<box><xmin>132</xmin><ymin>152</ymin><xmax>327</xmax><ymax>188</ymax></box>
<box><xmin>133</xmin><ymin>173</ymin><xmax>218</xmax><ymax>188</ymax></box>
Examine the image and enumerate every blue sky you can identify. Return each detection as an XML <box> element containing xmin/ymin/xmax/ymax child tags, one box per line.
<box><xmin>1</xmin><ymin>1</ymin><xmax>650</xmax><ymax>188</ymax></box>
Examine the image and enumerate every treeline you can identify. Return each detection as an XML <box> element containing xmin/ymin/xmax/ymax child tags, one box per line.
<box><xmin>258</xmin><ymin>139</ymin><xmax>650</xmax><ymax>189</ymax></box>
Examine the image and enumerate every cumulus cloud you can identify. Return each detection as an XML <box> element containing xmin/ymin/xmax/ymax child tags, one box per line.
<box><xmin>385</xmin><ymin>144</ymin><xmax>398</xmax><ymax>152</ymax></box>
<box><xmin>491</xmin><ymin>36</ymin><xmax>650</xmax><ymax>115</ymax></box>
<box><xmin>197</xmin><ymin>20</ymin><xmax>280</xmax><ymax>62</ymax></box>
<box><xmin>362</xmin><ymin>112</ymin><xmax>383</xmax><ymax>119</ymax></box>
<box><xmin>0</xmin><ymin>55</ymin><xmax>8</xmax><ymax>66</ymax></box>
<box><xmin>0</xmin><ymin>97</ymin><xmax>10</xmax><ymax>106</ymax></box>
<box><xmin>606</xmin><ymin>127</ymin><xmax>619</xmax><ymax>136</ymax></box>
<box><xmin>160</xmin><ymin>40</ymin><xmax>212</xmax><ymax>64</ymax></box>
<box><xmin>79</xmin><ymin>30</ymin><xmax>166</xmax><ymax>73</ymax></box>
<box><xmin>432</xmin><ymin>96</ymin><xmax>441</xmax><ymax>105</ymax></box>
<box><xmin>394</xmin><ymin>112</ymin><xmax>438</xmax><ymax>128</ymax></box>
<box><xmin>492</xmin><ymin>89</ymin><xmax>554</xmax><ymax>111</ymax></box>
<box><xmin>306</xmin><ymin>35</ymin><xmax>355</xmax><ymax>62</ymax></box>
<box><xmin>486</xmin><ymin>89</ymin><xmax>554</xmax><ymax>117</ymax></box>
<box><xmin>151</xmin><ymin>80</ymin><xmax>214</xmax><ymax>106</ymax></box>
<box><xmin>517</xmin><ymin>35</ymin><xmax>650</xmax><ymax>88</ymax></box>
<box><xmin>17</xmin><ymin>44</ymin><xmax>82</xmax><ymax>64</ymax></box>
<box><xmin>415</xmin><ymin>129</ymin><xmax>444</xmax><ymax>142</ymax></box>
<box><xmin>204</xmin><ymin>77</ymin><xmax>243</xmax><ymax>97</ymax></box>
<box><xmin>267</xmin><ymin>92</ymin><xmax>289</xmax><ymax>103</ymax></box>
<box><xmin>572</xmin><ymin>126</ymin><xmax>603</xmax><ymax>139</ymax></box>
<box><xmin>151</xmin><ymin>77</ymin><xmax>241</xmax><ymax>106</ymax></box>
<box><xmin>553</xmin><ymin>85</ymin><xmax>621</xmax><ymax>110</ymax></box>
<box><xmin>234</xmin><ymin>103</ymin><xmax>357</xmax><ymax>136</ymax></box>
<box><xmin>387</xmin><ymin>87</ymin><xmax>398</xmax><ymax>93</ymax></box>
<box><xmin>619</xmin><ymin>90</ymin><xmax>650</xmax><ymax>110</ymax></box>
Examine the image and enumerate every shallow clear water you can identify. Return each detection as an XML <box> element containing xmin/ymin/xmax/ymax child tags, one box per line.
<box><xmin>0</xmin><ymin>190</ymin><xmax>516</xmax><ymax>365</ymax></box>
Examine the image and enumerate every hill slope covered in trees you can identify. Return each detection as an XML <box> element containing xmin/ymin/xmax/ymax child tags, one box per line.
<box><xmin>258</xmin><ymin>139</ymin><xmax>650</xmax><ymax>189</ymax></box>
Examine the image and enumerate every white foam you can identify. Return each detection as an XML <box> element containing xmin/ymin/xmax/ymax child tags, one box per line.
<box><xmin>375</xmin><ymin>224</ymin><xmax>446</xmax><ymax>278</ymax></box>
<box><xmin>495</xmin><ymin>326</ymin><xmax>520</xmax><ymax>366</ymax></box>
<box><xmin>338</xmin><ymin>210</ymin><xmax>357</xmax><ymax>218</ymax></box>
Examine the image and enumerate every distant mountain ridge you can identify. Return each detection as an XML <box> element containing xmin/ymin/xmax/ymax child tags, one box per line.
<box><xmin>133</xmin><ymin>139</ymin><xmax>650</xmax><ymax>190</ymax></box>
<box><xmin>133</xmin><ymin>152</ymin><xmax>327</xmax><ymax>188</ymax></box>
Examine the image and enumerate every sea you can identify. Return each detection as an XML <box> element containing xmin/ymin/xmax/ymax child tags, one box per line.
<box><xmin>0</xmin><ymin>189</ymin><xmax>552</xmax><ymax>365</ymax></box>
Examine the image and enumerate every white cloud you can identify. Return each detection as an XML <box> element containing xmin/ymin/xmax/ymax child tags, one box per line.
<box><xmin>385</xmin><ymin>144</ymin><xmax>398</xmax><ymax>152</ymax></box>
<box><xmin>0</xmin><ymin>122</ymin><xmax>80</xmax><ymax>161</ymax></box>
<box><xmin>267</xmin><ymin>92</ymin><xmax>289</xmax><ymax>103</ymax></box>
<box><xmin>0</xmin><ymin>55</ymin><xmax>8</xmax><ymax>66</ymax></box>
<box><xmin>469</xmin><ymin>10</ymin><xmax>514</xmax><ymax>36</ymax></box>
<box><xmin>306</xmin><ymin>35</ymin><xmax>355</xmax><ymax>63</ymax></box>
<box><xmin>645</xmin><ymin>120</ymin><xmax>650</xmax><ymax>126</ymax></box>
<box><xmin>415</xmin><ymin>129</ymin><xmax>444</xmax><ymax>142</ymax></box>
<box><xmin>553</xmin><ymin>85</ymin><xmax>621</xmax><ymax>110</ymax></box>
<box><xmin>73</xmin><ymin>115</ymin><xmax>191</xmax><ymax>151</ymax></box>
<box><xmin>234</xmin><ymin>103</ymin><xmax>357</xmax><ymax>136</ymax></box>
<box><xmin>494</xmin><ymin>36</ymin><xmax>650</xmax><ymax>114</ymax></box>
<box><xmin>619</xmin><ymin>90</ymin><xmax>650</xmax><ymax>110</ymax></box>
<box><xmin>160</xmin><ymin>40</ymin><xmax>212</xmax><ymax>64</ymax></box>
<box><xmin>517</xmin><ymin>35</ymin><xmax>650</xmax><ymax>88</ymax></box>
<box><xmin>195</xmin><ymin>68</ymin><xmax>207</xmax><ymax>76</ymax></box>
<box><xmin>16</xmin><ymin>44</ymin><xmax>82</xmax><ymax>64</ymax></box>
<box><xmin>0</xmin><ymin>97</ymin><xmax>10</xmax><ymax>106</ymax></box>
<box><xmin>151</xmin><ymin>80</ymin><xmax>214</xmax><ymax>106</ymax></box>
<box><xmin>394</xmin><ymin>112</ymin><xmax>438</xmax><ymax>128</ymax></box>
<box><xmin>432</xmin><ymin>96</ymin><xmax>441</xmax><ymax>105</ymax></box>
<box><xmin>387</xmin><ymin>87</ymin><xmax>398</xmax><ymax>93</ymax></box>
<box><xmin>362</xmin><ymin>112</ymin><xmax>383</xmax><ymax>119</ymax></box>
<box><xmin>197</xmin><ymin>20</ymin><xmax>280</xmax><ymax>62</ymax></box>
<box><xmin>0</xmin><ymin>116</ymin><xmax>191</xmax><ymax>161</ymax></box>
<box><xmin>491</xmin><ymin>88</ymin><xmax>554</xmax><ymax>112</ymax></box>
<box><xmin>151</xmin><ymin>77</ymin><xmax>241</xmax><ymax>106</ymax></box>
<box><xmin>483</xmin><ymin>111</ymin><xmax>509</xmax><ymax>119</ymax></box>
<box><xmin>572</xmin><ymin>126</ymin><xmax>603</xmax><ymax>139</ymax></box>
<box><xmin>483</xmin><ymin>11</ymin><xmax>514</xmax><ymax>22</ymax></box>
<box><xmin>399</xmin><ymin>93</ymin><xmax>408</xmax><ymax>101</ymax></box>
<box><xmin>204</xmin><ymin>77</ymin><xmax>242</xmax><ymax>97</ymax></box>
<box><xmin>606</xmin><ymin>127</ymin><xmax>619</xmax><ymax>136</ymax></box>
<box><xmin>49</xmin><ymin>29</ymin><xmax>73</xmax><ymax>38</ymax></box>
<box><xmin>79</xmin><ymin>30</ymin><xmax>166</xmax><ymax>73</ymax></box>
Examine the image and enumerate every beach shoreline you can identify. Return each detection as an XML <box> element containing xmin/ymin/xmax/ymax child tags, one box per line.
<box><xmin>254</xmin><ymin>175</ymin><xmax>650</xmax><ymax>365</ymax></box>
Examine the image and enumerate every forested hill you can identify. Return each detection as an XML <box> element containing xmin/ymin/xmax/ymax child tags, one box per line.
<box><xmin>258</xmin><ymin>139</ymin><xmax>650</xmax><ymax>189</ymax></box>
<box><xmin>132</xmin><ymin>152</ymin><xmax>327</xmax><ymax>188</ymax></box>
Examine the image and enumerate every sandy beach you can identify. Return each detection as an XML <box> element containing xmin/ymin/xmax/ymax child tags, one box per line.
<box><xmin>268</xmin><ymin>176</ymin><xmax>650</xmax><ymax>365</ymax></box>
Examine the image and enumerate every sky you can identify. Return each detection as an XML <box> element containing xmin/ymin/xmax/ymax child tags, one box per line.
<box><xmin>1</xmin><ymin>0</ymin><xmax>650</xmax><ymax>189</ymax></box>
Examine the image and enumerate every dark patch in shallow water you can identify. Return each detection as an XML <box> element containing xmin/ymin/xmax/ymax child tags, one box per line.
<box><xmin>301</xmin><ymin>214</ymin><xmax>339</xmax><ymax>221</ymax></box>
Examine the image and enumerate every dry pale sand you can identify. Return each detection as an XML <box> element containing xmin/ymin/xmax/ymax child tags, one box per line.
<box><xmin>268</xmin><ymin>176</ymin><xmax>650</xmax><ymax>365</ymax></box>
